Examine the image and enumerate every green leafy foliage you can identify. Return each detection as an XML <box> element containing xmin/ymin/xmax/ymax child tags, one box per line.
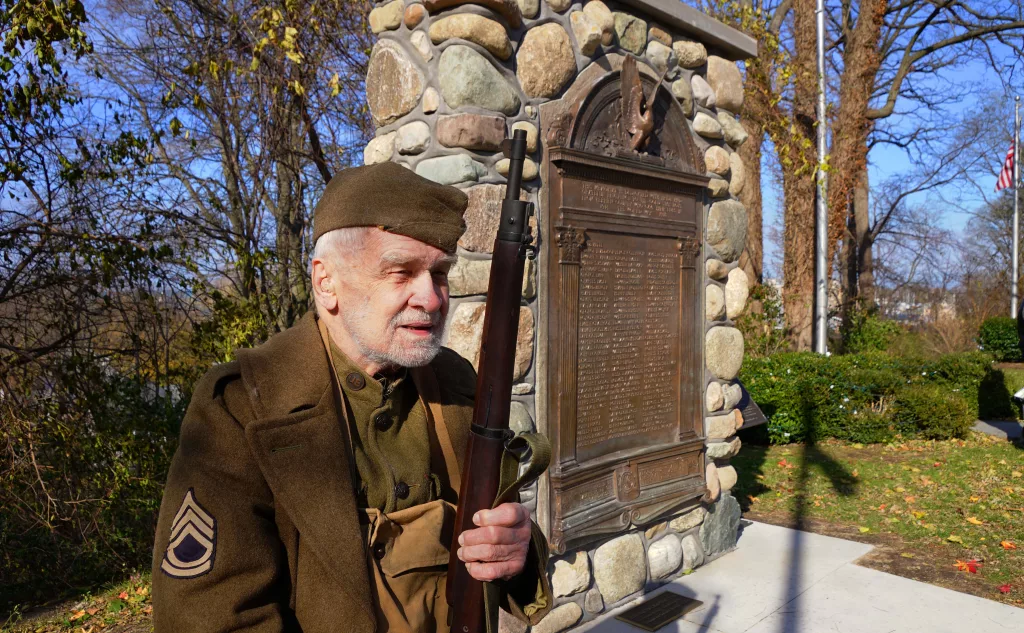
<box><xmin>0</xmin><ymin>361</ymin><xmax>184</xmax><ymax>610</ymax></box>
<box><xmin>842</xmin><ymin>305</ymin><xmax>904</xmax><ymax>353</ymax></box>
<box><xmin>734</xmin><ymin>283</ymin><xmax>790</xmax><ymax>359</ymax></box>
<box><xmin>741</xmin><ymin>351</ymin><xmax>1000</xmax><ymax>444</ymax></box>
<box><xmin>892</xmin><ymin>384</ymin><xmax>973</xmax><ymax>439</ymax></box>
<box><xmin>977</xmin><ymin>317</ymin><xmax>1021</xmax><ymax>362</ymax></box>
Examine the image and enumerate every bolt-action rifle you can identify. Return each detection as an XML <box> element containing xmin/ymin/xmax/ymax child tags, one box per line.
<box><xmin>446</xmin><ymin>129</ymin><xmax>549</xmax><ymax>633</ymax></box>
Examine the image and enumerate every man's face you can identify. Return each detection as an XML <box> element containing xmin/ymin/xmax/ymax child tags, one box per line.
<box><xmin>327</xmin><ymin>229</ymin><xmax>456</xmax><ymax>370</ymax></box>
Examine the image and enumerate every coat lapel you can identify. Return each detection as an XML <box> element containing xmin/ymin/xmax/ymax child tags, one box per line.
<box><xmin>238</xmin><ymin>313</ymin><xmax>375</xmax><ymax>632</ymax></box>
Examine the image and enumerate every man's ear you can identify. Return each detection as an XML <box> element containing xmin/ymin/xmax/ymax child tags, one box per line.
<box><xmin>311</xmin><ymin>258</ymin><xmax>339</xmax><ymax>312</ymax></box>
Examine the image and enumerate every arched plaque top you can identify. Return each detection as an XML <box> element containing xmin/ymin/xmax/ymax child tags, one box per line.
<box><xmin>548</xmin><ymin>56</ymin><xmax>705</xmax><ymax>176</ymax></box>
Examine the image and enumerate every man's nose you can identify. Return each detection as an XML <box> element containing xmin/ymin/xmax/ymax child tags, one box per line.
<box><xmin>409</xmin><ymin>272</ymin><xmax>443</xmax><ymax>313</ymax></box>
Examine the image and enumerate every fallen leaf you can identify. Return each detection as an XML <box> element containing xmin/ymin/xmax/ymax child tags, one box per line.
<box><xmin>748</xmin><ymin>495</ymin><xmax>760</xmax><ymax>503</ymax></box>
<box><xmin>999</xmin><ymin>459</ymin><xmax>1008</xmax><ymax>465</ymax></box>
<box><xmin>900</xmin><ymin>552</ymin><xmax>915</xmax><ymax>558</ymax></box>
<box><xmin>852</xmin><ymin>469</ymin><xmax>860</xmax><ymax>478</ymax></box>
<box><xmin>912</xmin><ymin>511</ymin><xmax>927</xmax><ymax>519</ymax></box>
<box><xmin>921</xmin><ymin>476</ymin><xmax>934</xmax><ymax>486</ymax></box>
<box><xmin>912</xmin><ymin>467</ymin><xmax>921</xmax><ymax>473</ymax></box>
<box><xmin>1002</xmin><ymin>541</ymin><xmax>1018</xmax><ymax>550</ymax></box>
<box><xmin>1013</xmin><ymin>471</ymin><xmax>1022</xmax><ymax>479</ymax></box>
<box><xmin>777</xmin><ymin>459</ymin><xmax>794</xmax><ymax>469</ymax></box>
<box><xmin>118</xmin><ymin>591</ymin><xmax>128</xmax><ymax>600</ymax></box>
<box><xmin>947</xmin><ymin>534</ymin><xmax>964</xmax><ymax>544</ymax></box>
<box><xmin>136</xmin><ymin>586</ymin><xmax>149</xmax><ymax>596</ymax></box>
<box><xmin>143</xmin><ymin>605</ymin><xmax>153</xmax><ymax>615</ymax></box>
<box><xmin>967</xmin><ymin>517</ymin><xmax>984</xmax><ymax>525</ymax></box>
<box><xmin>954</xmin><ymin>559</ymin><xmax>981</xmax><ymax>573</ymax></box>
<box><xmin>1000</xmin><ymin>584</ymin><xmax>1012</xmax><ymax>594</ymax></box>
<box><xmin>1005</xmin><ymin>487</ymin><xmax>1015</xmax><ymax>494</ymax></box>
<box><xmin>904</xmin><ymin>495</ymin><xmax>916</xmax><ymax>503</ymax></box>
<box><xmin>85</xmin><ymin>608</ymin><xmax>99</xmax><ymax>615</ymax></box>
<box><xmin>896</xmin><ymin>486</ymin><xmax>907</xmax><ymax>493</ymax></box>
<box><xmin>933</xmin><ymin>462</ymin><xmax>942</xmax><ymax>467</ymax></box>
<box><xmin>878</xmin><ymin>504</ymin><xmax>887</xmax><ymax>511</ymax></box>
<box><xmin>858</xmin><ymin>526</ymin><xmax>871</xmax><ymax>533</ymax></box>
<box><xmin>970</xmin><ymin>496</ymin><xmax>981</xmax><ymax>502</ymax></box>
<box><xmin>69</xmin><ymin>610</ymin><xmax>86</xmax><ymax>622</ymax></box>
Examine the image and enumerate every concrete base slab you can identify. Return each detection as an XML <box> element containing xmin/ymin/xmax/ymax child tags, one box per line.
<box><xmin>579</xmin><ymin>521</ymin><xmax>1023</xmax><ymax>633</ymax></box>
<box><xmin>973</xmin><ymin>420</ymin><xmax>1023</xmax><ymax>440</ymax></box>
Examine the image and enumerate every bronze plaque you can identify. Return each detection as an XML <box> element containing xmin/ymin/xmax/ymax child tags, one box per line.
<box><xmin>575</xmin><ymin>231</ymin><xmax>680</xmax><ymax>461</ymax></box>
<box><xmin>540</xmin><ymin>56</ymin><xmax>709</xmax><ymax>553</ymax></box>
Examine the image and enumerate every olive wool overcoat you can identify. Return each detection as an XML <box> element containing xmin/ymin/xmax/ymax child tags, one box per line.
<box><xmin>151</xmin><ymin>312</ymin><xmax>551</xmax><ymax>632</ymax></box>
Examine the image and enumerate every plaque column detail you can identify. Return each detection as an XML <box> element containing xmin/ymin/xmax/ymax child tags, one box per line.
<box><xmin>555</xmin><ymin>226</ymin><xmax>586</xmax><ymax>469</ymax></box>
<box><xmin>680</xmin><ymin>235</ymin><xmax>702</xmax><ymax>439</ymax></box>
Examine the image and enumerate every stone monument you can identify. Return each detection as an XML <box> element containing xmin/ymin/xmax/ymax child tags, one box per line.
<box><xmin>362</xmin><ymin>0</ymin><xmax>756</xmax><ymax>628</ymax></box>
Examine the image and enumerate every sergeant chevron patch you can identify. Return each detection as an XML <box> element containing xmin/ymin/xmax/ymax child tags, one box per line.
<box><xmin>161</xmin><ymin>488</ymin><xmax>216</xmax><ymax>579</ymax></box>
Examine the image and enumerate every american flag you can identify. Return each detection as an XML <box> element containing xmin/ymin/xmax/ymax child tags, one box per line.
<box><xmin>997</xmin><ymin>143</ymin><xmax>1016</xmax><ymax>191</ymax></box>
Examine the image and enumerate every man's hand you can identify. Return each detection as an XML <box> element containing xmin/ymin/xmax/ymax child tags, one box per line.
<box><xmin>457</xmin><ymin>502</ymin><xmax>532</xmax><ymax>582</ymax></box>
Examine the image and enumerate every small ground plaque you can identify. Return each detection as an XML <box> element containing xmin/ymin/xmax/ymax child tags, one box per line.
<box><xmin>614</xmin><ymin>591</ymin><xmax>703</xmax><ymax>632</ymax></box>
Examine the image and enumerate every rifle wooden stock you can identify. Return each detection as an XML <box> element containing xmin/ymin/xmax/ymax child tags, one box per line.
<box><xmin>447</xmin><ymin>129</ymin><xmax>533</xmax><ymax>633</ymax></box>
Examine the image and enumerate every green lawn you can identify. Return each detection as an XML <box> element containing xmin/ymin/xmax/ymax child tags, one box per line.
<box><xmin>733</xmin><ymin>431</ymin><xmax>1024</xmax><ymax>607</ymax></box>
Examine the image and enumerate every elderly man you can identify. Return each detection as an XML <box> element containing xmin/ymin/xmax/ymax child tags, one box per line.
<box><xmin>152</xmin><ymin>163</ymin><xmax>552</xmax><ymax>632</ymax></box>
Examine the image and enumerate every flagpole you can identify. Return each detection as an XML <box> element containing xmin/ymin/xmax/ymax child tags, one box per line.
<box><xmin>813</xmin><ymin>0</ymin><xmax>828</xmax><ymax>354</ymax></box>
<box><xmin>1013</xmin><ymin>95</ymin><xmax>1020</xmax><ymax>318</ymax></box>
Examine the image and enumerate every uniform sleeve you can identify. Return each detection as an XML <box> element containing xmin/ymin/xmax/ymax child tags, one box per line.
<box><xmin>499</xmin><ymin>520</ymin><xmax>554</xmax><ymax>625</ymax></box>
<box><xmin>152</xmin><ymin>367</ymin><xmax>292</xmax><ymax>633</ymax></box>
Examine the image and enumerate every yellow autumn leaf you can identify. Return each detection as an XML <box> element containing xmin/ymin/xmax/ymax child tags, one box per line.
<box><xmin>912</xmin><ymin>511</ymin><xmax>926</xmax><ymax>519</ymax></box>
<box><xmin>970</xmin><ymin>495</ymin><xmax>981</xmax><ymax>502</ymax></box>
<box><xmin>900</xmin><ymin>552</ymin><xmax>915</xmax><ymax>558</ymax></box>
<box><xmin>858</xmin><ymin>526</ymin><xmax>870</xmax><ymax>533</ymax></box>
<box><xmin>947</xmin><ymin>534</ymin><xmax>964</xmax><ymax>544</ymax></box>
<box><xmin>1012</xmin><ymin>471</ymin><xmax>1022</xmax><ymax>478</ymax></box>
<box><xmin>966</xmin><ymin>517</ymin><xmax>984</xmax><ymax>525</ymax></box>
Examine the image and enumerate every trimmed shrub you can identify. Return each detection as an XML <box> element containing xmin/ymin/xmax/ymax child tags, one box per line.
<box><xmin>892</xmin><ymin>384</ymin><xmax>973</xmax><ymax>439</ymax></box>
<box><xmin>741</xmin><ymin>351</ymin><xmax>996</xmax><ymax>444</ymax></box>
<box><xmin>978</xmin><ymin>317</ymin><xmax>1021</xmax><ymax>362</ymax></box>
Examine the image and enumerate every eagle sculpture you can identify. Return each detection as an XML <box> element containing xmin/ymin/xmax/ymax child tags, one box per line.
<box><xmin>620</xmin><ymin>55</ymin><xmax>666</xmax><ymax>153</ymax></box>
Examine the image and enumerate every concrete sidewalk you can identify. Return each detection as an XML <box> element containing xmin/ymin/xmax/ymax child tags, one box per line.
<box><xmin>973</xmin><ymin>420</ymin><xmax>1024</xmax><ymax>441</ymax></box>
<box><xmin>579</xmin><ymin>521</ymin><xmax>1023</xmax><ymax>633</ymax></box>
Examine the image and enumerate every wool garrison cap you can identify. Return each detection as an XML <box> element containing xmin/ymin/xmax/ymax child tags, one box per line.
<box><xmin>312</xmin><ymin>162</ymin><xmax>469</xmax><ymax>253</ymax></box>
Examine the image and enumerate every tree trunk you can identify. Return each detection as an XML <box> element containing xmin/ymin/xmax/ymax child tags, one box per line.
<box><xmin>840</xmin><ymin>199</ymin><xmax>857</xmax><ymax>338</ymax></box>
<box><xmin>827</xmin><ymin>0</ymin><xmax>885</xmax><ymax>245</ymax></box>
<box><xmin>780</xmin><ymin>0</ymin><xmax>820</xmax><ymax>351</ymax></box>
<box><xmin>855</xmin><ymin>167</ymin><xmax>874</xmax><ymax>307</ymax></box>
<box><xmin>829</xmin><ymin>0</ymin><xmax>885</xmax><ymax>284</ymax></box>
<box><xmin>738</xmin><ymin>74</ymin><xmax>766</xmax><ymax>288</ymax></box>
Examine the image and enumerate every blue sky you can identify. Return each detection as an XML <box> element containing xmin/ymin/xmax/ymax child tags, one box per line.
<box><xmin>760</xmin><ymin>58</ymin><xmax>1015</xmax><ymax>277</ymax></box>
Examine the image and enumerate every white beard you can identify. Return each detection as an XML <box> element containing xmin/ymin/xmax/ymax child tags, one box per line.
<box><xmin>340</xmin><ymin>301</ymin><xmax>446</xmax><ymax>369</ymax></box>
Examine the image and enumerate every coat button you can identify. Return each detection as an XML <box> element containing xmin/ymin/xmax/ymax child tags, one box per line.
<box><xmin>372</xmin><ymin>543</ymin><xmax>386</xmax><ymax>560</ymax></box>
<box><xmin>394</xmin><ymin>481</ymin><xmax>410</xmax><ymax>499</ymax></box>
<box><xmin>374</xmin><ymin>413</ymin><xmax>393</xmax><ymax>431</ymax></box>
<box><xmin>346</xmin><ymin>373</ymin><xmax>365</xmax><ymax>390</ymax></box>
